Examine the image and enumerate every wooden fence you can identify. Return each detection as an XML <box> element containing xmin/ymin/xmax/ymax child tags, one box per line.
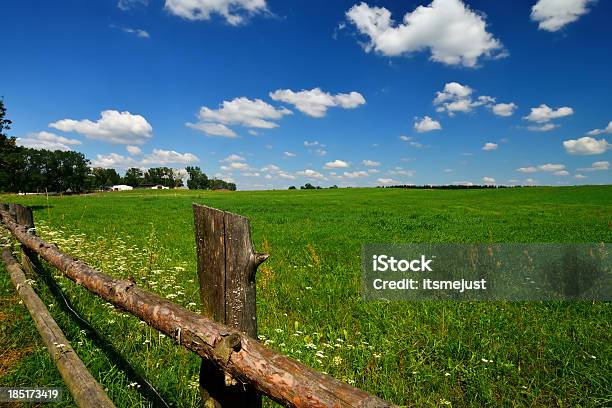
<box><xmin>0</xmin><ymin>203</ymin><xmax>395</xmax><ymax>408</ymax></box>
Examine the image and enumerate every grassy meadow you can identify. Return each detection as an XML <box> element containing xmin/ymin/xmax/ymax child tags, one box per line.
<box><xmin>0</xmin><ymin>186</ymin><xmax>611</xmax><ymax>407</ymax></box>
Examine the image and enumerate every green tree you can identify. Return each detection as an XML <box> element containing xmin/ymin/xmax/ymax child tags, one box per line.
<box><xmin>186</xmin><ymin>166</ymin><xmax>209</xmax><ymax>190</ymax></box>
<box><xmin>123</xmin><ymin>167</ymin><xmax>144</xmax><ymax>187</ymax></box>
<box><xmin>0</xmin><ymin>98</ymin><xmax>22</xmax><ymax>192</ymax></box>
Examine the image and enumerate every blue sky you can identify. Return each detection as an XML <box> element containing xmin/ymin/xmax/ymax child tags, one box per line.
<box><xmin>2</xmin><ymin>0</ymin><xmax>611</xmax><ymax>189</ymax></box>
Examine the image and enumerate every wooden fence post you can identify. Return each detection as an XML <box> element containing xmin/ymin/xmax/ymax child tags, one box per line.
<box><xmin>12</xmin><ymin>205</ymin><xmax>38</xmax><ymax>277</ymax></box>
<box><xmin>193</xmin><ymin>204</ymin><xmax>268</xmax><ymax>408</ymax></box>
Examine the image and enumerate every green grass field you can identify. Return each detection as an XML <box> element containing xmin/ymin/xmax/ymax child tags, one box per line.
<box><xmin>1</xmin><ymin>186</ymin><xmax>611</xmax><ymax>407</ymax></box>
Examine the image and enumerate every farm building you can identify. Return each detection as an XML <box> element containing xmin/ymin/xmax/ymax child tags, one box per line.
<box><xmin>111</xmin><ymin>185</ymin><xmax>133</xmax><ymax>191</ymax></box>
<box><xmin>150</xmin><ymin>185</ymin><xmax>170</xmax><ymax>190</ymax></box>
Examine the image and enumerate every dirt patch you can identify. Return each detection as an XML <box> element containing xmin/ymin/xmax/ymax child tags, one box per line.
<box><xmin>0</xmin><ymin>347</ymin><xmax>34</xmax><ymax>377</ymax></box>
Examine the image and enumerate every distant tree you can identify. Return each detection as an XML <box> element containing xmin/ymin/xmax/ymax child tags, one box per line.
<box><xmin>329</xmin><ymin>185</ymin><xmax>338</xmax><ymax>189</ymax></box>
<box><xmin>123</xmin><ymin>167</ymin><xmax>144</xmax><ymax>187</ymax></box>
<box><xmin>0</xmin><ymin>98</ymin><xmax>21</xmax><ymax>192</ymax></box>
<box><xmin>288</xmin><ymin>186</ymin><xmax>296</xmax><ymax>190</ymax></box>
<box><xmin>301</xmin><ymin>183</ymin><xmax>316</xmax><ymax>190</ymax></box>
<box><xmin>186</xmin><ymin>166</ymin><xmax>209</xmax><ymax>190</ymax></box>
<box><xmin>91</xmin><ymin>167</ymin><xmax>121</xmax><ymax>189</ymax></box>
<box><xmin>145</xmin><ymin>167</ymin><xmax>176</xmax><ymax>187</ymax></box>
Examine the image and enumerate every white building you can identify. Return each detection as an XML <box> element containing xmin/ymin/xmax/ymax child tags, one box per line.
<box><xmin>111</xmin><ymin>185</ymin><xmax>133</xmax><ymax>191</ymax></box>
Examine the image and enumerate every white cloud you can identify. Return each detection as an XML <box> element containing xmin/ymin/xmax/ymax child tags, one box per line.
<box><xmin>414</xmin><ymin>116</ymin><xmax>441</xmax><ymax>132</ymax></box>
<box><xmin>377</xmin><ymin>178</ymin><xmax>398</xmax><ymax>185</ymax></box>
<box><xmin>324</xmin><ymin>159</ymin><xmax>350</xmax><ymax>169</ymax></box>
<box><xmin>517</xmin><ymin>163</ymin><xmax>568</xmax><ymax>174</ymax></box>
<box><xmin>577</xmin><ymin>161</ymin><xmax>610</xmax><ymax>171</ymax></box>
<box><xmin>187</xmin><ymin>122</ymin><xmax>237</xmax><ymax>138</ymax></box>
<box><xmin>191</xmin><ymin>97</ymin><xmax>292</xmax><ymax>136</ymax></box>
<box><xmin>491</xmin><ymin>102</ymin><xmax>517</xmax><ymax>117</ymax></box>
<box><xmin>482</xmin><ymin>176</ymin><xmax>495</xmax><ymax>184</ymax></box>
<box><xmin>296</xmin><ymin>169</ymin><xmax>325</xmax><ymax>180</ymax></box>
<box><xmin>531</xmin><ymin>0</ymin><xmax>594</xmax><ymax>32</ymax></box>
<box><xmin>49</xmin><ymin>110</ymin><xmax>153</xmax><ymax>144</ymax></box>
<box><xmin>16</xmin><ymin>131</ymin><xmax>81</xmax><ymax>152</ymax></box>
<box><xmin>482</xmin><ymin>142</ymin><xmax>498</xmax><ymax>151</ymax></box>
<box><xmin>126</xmin><ymin>145</ymin><xmax>142</xmax><ymax>155</ymax></box>
<box><xmin>284</xmin><ymin>151</ymin><xmax>296</xmax><ymax>158</ymax></box>
<box><xmin>525</xmin><ymin>178</ymin><xmax>537</xmax><ymax>185</ymax></box>
<box><xmin>342</xmin><ymin>171</ymin><xmax>369</xmax><ymax>178</ymax></box>
<box><xmin>574</xmin><ymin>174</ymin><xmax>587</xmax><ymax>179</ymax></box>
<box><xmin>122</xmin><ymin>27</ymin><xmax>150</xmax><ymax>38</ymax></box>
<box><xmin>524</xmin><ymin>104</ymin><xmax>573</xmax><ymax>123</ymax></box>
<box><xmin>362</xmin><ymin>160</ymin><xmax>380</xmax><ymax>166</ymax></box>
<box><xmin>368</xmin><ymin>168</ymin><xmax>380</xmax><ymax>174</ymax></box>
<box><xmin>141</xmin><ymin>149</ymin><xmax>199</xmax><ymax>165</ymax></box>
<box><xmin>399</xmin><ymin>135</ymin><xmax>425</xmax><ymax>148</ymax></box>
<box><xmin>527</xmin><ymin>123</ymin><xmax>557</xmax><ymax>132</ymax></box>
<box><xmin>260</xmin><ymin>164</ymin><xmax>280</xmax><ymax>173</ymax></box>
<box><xmin>433</xmin><ymin>82</ymin><xmax>515</xmax><ymax>117</ymax></box>
<box><xmin>314</xmin><ymin>149</ymin><xmax>327</xmax><ymax>156</ymax></box>
<box><xmin>220</xmin><ymin>154</ymin><xmax>246</xmax><ymax>162</ymax></box>
<box><xmin>226</xmin><ymin>162</ymin><xmax>249</xmax><ymax>170</ymax></box>
<box><xmin>164</xmin><ymin>0</ymin><xmax>268</xmax><ymax>25</ymax></box>
<box><xmin>538</xmin><ymin>163</ymin><xmax>566</xmax><ymax>172</ymax></box>
<box><xmin>563</xmin><ymin>136</ymin><xmax>611</xmax><ymax>155</ymax></box>
<box><xmin>587</xmin><ymin>121</ymin><xmax>612</xmax><ymax>136</ymax></box>
<box><xmin>242</xmin><ymin>172</ymin><xmax>260</xmax><ymax>177</ymax></box>
<box><xmin>91</xmin><ymin>149</ymin><xmax>199</xmax><ymax>169</ymax></box>
<box><xmin>118</xmin><ymin>0</ymin><xmax>148</xmax><ymax>10</ymax></box>
<box><xmin>269</xmin><ymin>88</ymin><xmax>365</xmax><ymax>117</ymax></box>
<box><xmin>345</xmin><ymin>0</ymin><xmax>504</xmax><ymax>67</ymax></box>
<box><xmin>388</xmin><ymin>168</ymin><xmax>415</xmax><ymax>177</ymax></box>
<box><xmin>91</xmin><ymin>153</ymin><xmax>136</xmax><ymax>168</ymax></box>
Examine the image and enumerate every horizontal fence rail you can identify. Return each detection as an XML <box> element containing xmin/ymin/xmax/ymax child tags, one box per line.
<box><xmin>1</xmin><ymin>247</ymin><xmax>116</xmax><ymax>408</ymax></box>
<box><xmin>0</xmin><ymin>205</ymin><xmax>395</xmax><ymax>408</ymax></box>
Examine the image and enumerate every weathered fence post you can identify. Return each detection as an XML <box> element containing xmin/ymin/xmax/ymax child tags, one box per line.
<box><xmin>11</xmin><ymin>205</ymin><xmax>38</xmax><ymax>277</ymax></box>
<box><xmin>193</xmin><ymin>204</ymin><xmax>268</xmax><ymax>408</ymax></box>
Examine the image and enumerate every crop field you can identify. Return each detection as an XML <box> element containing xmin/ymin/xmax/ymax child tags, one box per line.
<box><xmin>0</xmin><ymin>186</ymin><xmax>611</xmax><ymax>407</ymax></box>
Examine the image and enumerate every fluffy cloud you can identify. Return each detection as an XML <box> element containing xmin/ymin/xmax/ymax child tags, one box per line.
<box><xmin>524</xmin><ymin>104</ymin><xmax>573</xmax><ymax>123</ymax></box>
<box><xmin>345</xmin><ymin>0</ymin><xmax>504</xmax><ymax>67</ymax></box>
<box><xmin>296</xmin><ymin>169</ymin><xmax>325</xmax><ymax>180</ymax></box>
<box><xmin>194</xmin><ymin>97</ymin><xmax>291</xmax><ymax>129</ymax></box>
<box><xmin>187</xmin><ymin>122</ymin><xmax>237</xmax><ymax>138</ymax></box>
<box><xmin>517</xmin><ymin>163</ymin><xmax>567</xmax><ymax>173</ymax></box>
<box><xmin>377</xmin><ymin>178</ymin><xmax>398</xmax><ymax>185</ymax></box>
<box><xmin>587</xmin><ymin>121</ymin><xmax>612</xmax><ymax>136</ymax></box>
<box><xmin>414</xmin><ymin>116</ymin><xmax>441</xmax><ymax>132</ymax></box>
<box><xmin>577</xmin><ymin>161</ymin><xmax>610</xmax><ymax>171</ymax></box>
<box><xmin>563</xmin><ymin>136</ymin><xmax>611</xmax><ymax>155</ymax></box>
<box><xmin>342</xmin><ymin>171</ymin><xmax>369</xmax><ymax>178</ymax></box>
<box><xmin>92</xmin><ymin>148</ymin><xmax>198</xmax><ymax>169</ymax></box>
<box><xmin>362</xmin><ymin>160</ymin><xmax>380</xmax><ymax>166</ymax></box>
<box><xmin>220</xmin><ymin>154</ymin><xmax>246</xmax><ymax>162</ymax></box>
<box><xmin>126</xmin><ymin>145</ymin><xmax>142</xmax><ymax>155</ymax></box>
<box><xmin>164</xmin><ymin>0</ymin><xmax>268</xmax><ymax>25</ymax></box>
<box><xmin>269</xmin><ymin>88</ymin><xmax>365</xmax><ymax>117</ymax></box>
<box><xmin>491</xmin><ymin>102</ymin><xmax>517</xmax><ymax>117</ymax></box>
<box><xmin>324</xmin><ymin>160</ymin><xmax>350</xmax><ymax>169</ymax></box>
<box><xmin>433</xmin><ymin>82</ymin><xmax>515</xmax><ymax>117</ymax></box>
<box><xmin>482</xmin><ymin>142</ymin><xmax>498</xmax><ymax>151</ymax></box>
<box><xmin>482</xmin><ymin>176</ymin><xmax>495</xmax><ymax>184</ymax></box>
<box><xmin>527</xmin><ymin>123</ymin><xmax>557</xmax><ymax>132</ymax></box>
<box><xmin>141</xmin><ymin>149</ymin><xmax>199</xmax><ymax>165</ymax></box>
<box><xmin>283</xmin><ymin>151</ymin><xmax>296</xmax><ymax>157</ymax></box>
<box><xmin>49</xmin><ymin>110</ymin><xmax>153</xmax><ymax>144</ymax></box>
<box><xmin>16</xmin><ymin>131</ymin><xmax>81</xmax><ymax>152</ymax></box>
<box><xmin>531</xmin><ymin>0</ymin><xmax>595</xmax><ymax>32</ymax></box>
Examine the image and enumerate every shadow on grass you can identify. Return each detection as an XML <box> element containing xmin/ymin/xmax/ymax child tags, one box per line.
<box><xmin>25</xmin><ymin>251</ymin><xmax>171</xmax><ymax>408</ymax></box>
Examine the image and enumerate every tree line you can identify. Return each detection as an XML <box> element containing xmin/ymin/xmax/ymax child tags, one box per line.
<box><xmin>0</xmin><ymin>99</ymin><xmax>236</xmax><ymax>193</ymax></box>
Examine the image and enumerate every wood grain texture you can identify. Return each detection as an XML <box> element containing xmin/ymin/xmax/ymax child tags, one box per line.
<box><xmin>194</xmin><ymin>204</ymin><xmax>265</xmax><ymax>408</ymax></box>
